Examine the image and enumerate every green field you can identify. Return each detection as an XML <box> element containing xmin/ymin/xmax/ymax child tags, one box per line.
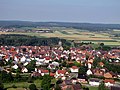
<box><xmin>0</xmin><ymin>28</ymin><xmax>120</xmax><ymax>46</ymax></box>
<box><xmin>4</xmin><ymin>81</ymin><xmax>98</xmax><ymax>90</ymax></box>
<box><xmin>4</xmin><ymin>78</ymin><xmax>56</xmax><ymax>90</ymax></box>
<box><xmin>89</xmin><ymin>86</ymin><xmax>98</xmax><ymax>90</ymax></box>
<box><xmin>4</xmin><ymin>79</ymin><xmax>42</xmax><ymax>90</ymax></box>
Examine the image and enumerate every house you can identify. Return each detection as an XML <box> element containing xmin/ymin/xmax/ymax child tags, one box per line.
<box><xmin>20</xmin><ymin>56</ymin><xmax>26</xmax><ymax>63</ymax></box>
<box><xmin>12</xmin><ymin>64</ymin><xmax>18</xmax><ymax>69</ymax></box>
<box><xmin>21</xmin><ymin>67</ymin><xmax>28</xmax><ymax>73</ymax></box>
<box><xmin>71</xmin><ymin>78</ymin><xmax>77</xmax><ymax>84</ymax></box>
<box><xmin>41</xmin><ymin>69</ymin><xmax>49</xmax><ymax>76</ymax></box>
<box><xmin>86</xmin><ymin>69</ymin><xmax>93</xmax><ymax>75</ymax></box>
<box><xmin>104</xmin><ymin>79</ymin><xmax>115</xmax><ymax>87</ymax></box>
<box><xmin>104</xmin><ymin>72</ymin><xmax>117</xmax><ymax>78</ymax></box>
<box><xmin>99</xmin><ymin>62</ymin><xmax>104</xmax><ymax>67</ymax></box>
<box><xmin>50</xmin><ymin>72</ymin><xmax>55</xmax><ymax>77</ymax></box>
<box><xmin>77</xmin><ymin>74</ymin><xmax>88</xmax><ymax>84</ymax></box>
<box><xmin>52</xmin><ymin>62</ymin><xmax>59</xmax><ymax>67</ymax></box>
<box><xmin>93</xmin><ymin>68</ymin><xmax>104</xmax><ymax>77</ymax></box>
<box><xmin>61</xmin><ymin>80</ymin><xmax>73</xmax><ymax>90</ymax></box>
<box><xmin>87</xmin><ymin>62</ymin><xmax>92</xmax><ymax>69</ymax></box>
<box><xmin>89</xmin><ymin>78</ymin><xmax>101</xmax><ymax>86</ymax></box>
<box><xmin>111</xmin><ymin>86</ymin><xmax>120</xmax><ymax>90</ymax></box>
<box><xmin>61</xmin><ymin>80</ymin><xmax>83</xmax><ymax>90</ymax></box>
<box><xmin>31</xmin><ymin>72</ymin><xmax>41</xmax><ymax>77</ymax></box>
<box><xmin>72</xmin><ymin>84</ymin><xmax>83</xmax><ymax>90</ymax></box>
<box><xmin>44</xmin><ymin>56</ymin><xmax>52</xmax><ymax>63</ymax></box>
<box><xmin>70</xmin><ymin>66</ymin><xmax>79</xmax><ymax>73</ymax></box>
<box><xmin>56</xmin><ymin>70</ymin><xmax>66</xmax><ymax>78</ymax></box>
<box><xmin>48</xmin><ymin>64</ymin><xmax>56</xmax><ymax>70</ymax></box>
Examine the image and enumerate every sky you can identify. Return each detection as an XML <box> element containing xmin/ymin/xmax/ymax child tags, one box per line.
<box><xmin>0</xmin><ymin>0</ymin><xmax>120</xmax><ymax>24</ymax></box>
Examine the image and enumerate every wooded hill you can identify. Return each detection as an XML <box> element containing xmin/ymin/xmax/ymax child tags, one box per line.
<box><xmin>0</xmin><ymin>21</ymin><xmax>120</xmax><ymax>31</ymax></box>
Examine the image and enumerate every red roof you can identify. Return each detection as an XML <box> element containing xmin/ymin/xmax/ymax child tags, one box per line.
<box><xmin>57</xmin><ymin>70</ymin><xmax>66</xmax><ymax>74</ymax></box>
<box><xmin>45</xmin><ymin>56</ymin><xmax>51</xmax><ymax>60</ymax></box>
<box><xmin>104</xmin><ymin>79</ymin><xmax>115</xmax><ymax>84</ymax></box>
<box><xmin>41</xmin><ymin>69</ymin><xmax>49</xmax><ymax>73</ymax></box>
<box><xmin>71</xmin><ymin>66</ymin><xmax>78</xmax><ymax>69</ymax></box>
<box><xmin>50</xmin><ymin>72</ymin><xmax>55</xmax><ymax>77</ymax></box>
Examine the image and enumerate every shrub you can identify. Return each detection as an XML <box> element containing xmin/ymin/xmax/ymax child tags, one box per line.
<box><xmin>12</xmin><ymin>85</ymin><xmax>17</xmax><ymax>88</ymax></box>
<box><xmin>0</xmin><ymin>83</ymin><xmax>4</xmax><ymax>90</ymax></box>
<box><xmin>29</xmin><ymin>84</ymin><xmax>37</xmax><ymax>90</ymax></box>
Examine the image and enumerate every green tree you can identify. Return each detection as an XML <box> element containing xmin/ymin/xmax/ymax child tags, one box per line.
<box><xmin>93</xmin><ymin>57</ymin><xmax>101</xmax><ymax>68</ymax></box>
<box><xmin>0</xmin><ymin>71</ymin><xmax>13</xmax><ymax>83</ymax></box>
<box><xmin>78</xmin><ymin>66</ymin><xmax>87</xmax><ymax>74</ymax></box>
<box><xmin>54</xmin><ymin>84</ymin><xmax>61</xmax><ymax>90</ymax></box>
<box><xmin>0</xmin><ymin>82</ymin><xmax>4</xmax><ymax>90</ymax></box>
<box><xmin>29</xmin><ymin>84</ymin><xmax>37</xmax><ymax>90</ymax></box>
<box><xmin>98</xmin><ymin>82</ymin><xmax>109</xmax><ymax>90</ymax></box>
<box><xmin>26</xmin><ymin>60</ymin><xmax>36</xmax><ymax>72</ymax></box>
<box><xmin>0</xmin><ymin>60</ymin><xmax>4</xmax><ymax>66</ymax></box>
<box><xmin>41</xmin><ymin>75</ymin><xmax>51</xmax><ymax>90</ymax></box>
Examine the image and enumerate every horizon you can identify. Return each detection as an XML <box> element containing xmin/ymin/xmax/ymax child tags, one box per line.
<box><xmin>0</xmin><ymin>20</ymin><xmax>120</xmax><ymax>25</ymax></box>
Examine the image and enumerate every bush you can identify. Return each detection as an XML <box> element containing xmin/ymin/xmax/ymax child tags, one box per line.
<box><xmin>12</xmin><ymin>85</ymin><xmax>17</xmax><ymax>88</ymax></box>
<box><xmin>0</xmin><ymin>83</ymin><xmax>4</xmax><ymax>90</ymax></box>
<box><xmin>29</xmin><ymin>84</ymin><xmax>37</xmax><ymax>90</ymax></box>
<box><xmin>27</xmin><ymin>76</ymin><xmax>33</xmax><ymax>83</ymax></box>
<box><xmin>83</xmin><ymin>87</ymin><xmax>89</xmax><ymax>90</ymax></box>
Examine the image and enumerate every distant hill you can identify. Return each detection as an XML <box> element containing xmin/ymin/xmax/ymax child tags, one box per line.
<box><xmin>0</xmin><ymin>20</ymin><xmax>120</xmax><ymax>31</ymax></box>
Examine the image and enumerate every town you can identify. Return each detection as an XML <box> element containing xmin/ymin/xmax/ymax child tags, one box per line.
<box><xmin>0</xmin><ymin>41</ymin><xmax>120</xmax><ymax>90</ymax></box>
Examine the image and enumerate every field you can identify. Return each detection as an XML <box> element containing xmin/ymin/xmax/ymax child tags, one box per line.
<box><xmin>0</xmin><ymin>28</ymin><xmax>120</xmax><ymax>46</ymax></box>
<box><xmin>4</xmin><ymin>78</ymin><xmax>56</xmax><ymax>90</ymax></box>
<box><xmin>4</xmin><ymin>80</ymin><xmax>98</xmax><ymax>90</ymax></box>
<box><xmin>4</xmin><ymin>79</ymin><xmax>42</xmax><ymax>90</ymax></box>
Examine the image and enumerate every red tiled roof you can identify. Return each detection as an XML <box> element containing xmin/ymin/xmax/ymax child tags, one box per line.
<box><xmin>41</xmin><ymin>69</ymin><xmax>49</xmax><ymax>73</ymax></box>
<box><xmin>45</xmin><ymin>56</ymin><xmax>51</xmax><ymax>60</ymax></box>
<box><xmin>71</xmin><ymin>66</ymin><xmax>78</xmax><ymax>69</ymax></box>
<box><xmin>104</xmin><ymin>79</ymin><xmax>115</xmax><ymax>84</ymax></box>
<box><xmin>57</xmin><ymin>70</ymin><xmax>66</xmax><ymax>74</ymax></box>
<box><xmin>50</xmin><ymin>72</ymin><xmax>55</xmax><ymax>77</ymax></box>
<box><xmin>99</xmin><ymin>62</ymin><xmax>104</xmax><ymax>66</ymax></box>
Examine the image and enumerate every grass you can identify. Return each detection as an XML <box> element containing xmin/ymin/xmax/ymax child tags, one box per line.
<box><xmin>4</xmin><ymin>79</ymin><xmax>42</xmax><ymax>89</ymax></box>
<box><xmin>4</xmin><ymin>78</ymin><xmax>56</xmax><ymax>90</ymax></box>
<box><xmin>89</xmin><ymin>86</ymin><xmax>98</xmax><ymax>90</ymax></box>
<box><xmin>7</xmin><ymin>88</ymin><xmax>25</xmax><ymax>90</ymax></box>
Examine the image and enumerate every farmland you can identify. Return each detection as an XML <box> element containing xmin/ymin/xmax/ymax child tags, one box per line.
<box><xmin>0</xmin><ymin>27</ymin><xmax>120</xmax><ymax>46</ymax></box>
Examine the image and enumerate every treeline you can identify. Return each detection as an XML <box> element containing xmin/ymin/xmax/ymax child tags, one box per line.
<box><xmin>0</xmin><ymin>21</ymin><xmax>120</xmax><ymax>31</ymax></box>
<box><xmin>0</xmin><ymin>34</ymin><xmax>71</xmax><ymax>46</ymax></box>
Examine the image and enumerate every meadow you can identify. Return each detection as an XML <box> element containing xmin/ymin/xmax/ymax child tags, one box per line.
<box><xmin>0</xmin><ymin>28</ymin><xmax>120</xmax><ymax>46</ymax></box>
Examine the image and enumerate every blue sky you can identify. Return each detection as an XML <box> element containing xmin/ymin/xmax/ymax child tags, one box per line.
<box><xmin>0</xmin><ymin>0</ymin><xmax>120</xmax><ymax>24</ymax></box>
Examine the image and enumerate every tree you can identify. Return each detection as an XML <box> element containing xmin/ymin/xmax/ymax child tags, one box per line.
<box><xmin>0</xmin><ymin>60</ymin><xmax>4</xmax><ymax>66</ymax></box>
<box><xmin>0</xmin><ymin>71</ymin><xmax>13</xmax><ymax>83</ymax></box>
<box><xmin>54</xmin><ymin>84</ymin><xmax>61</xmax><ymax>90</ymax></box>
<box><xmin>41</xmin><ymin>75</ymin><xmax>51</xmax><ymax>90</ymax></box>
<box><xmin>26</xmin><ymin>60</ymin><xmax>36</xmax><ymax>72</ymax></box>
<box><xmin>78</xmin><ymin>66</ymin><xmax>87</xmax><ymax>74</ymax></box>
<box><xmin>14</xmin><ymin>73</ymin><xmax>21</xmax><ymax>81</ymax></box>
<box><xmin>83</xmin><ymin>87</ymin><xmax>89</xmax><ymax>90</ymax></box>
<box><xmin>98</xmin><ymin>82</ymin><xmax>109</xmax><ymax>90</ymax></box>
<box><xmin>29</xmin><ymin>84</ymin><xmax>37</xmax><ymax>90</ymax></box>
<box><xmin>93</xmin><ymin>57</ymin><xmax>101</xmax><ymax>68</ymax></box>
<box><xmin>27</xmin><ymin>75</ymin><xmax>33</xmax><ymax>83</ymax></box>
<box><xmin>100</xmin><ymin>43</ymin><xmax>104</xmax><ymax>47</ymax></box>
<box><xmin>0</xmin><ymin>82</ymin><xmax>4</xmax><ymax>90</ymax></box>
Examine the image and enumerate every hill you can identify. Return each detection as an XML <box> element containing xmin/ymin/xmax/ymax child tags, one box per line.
<box><xmin>0</xmin><ymin>21</ymin><xmax>120</xmax><ymax>31</ymax></box>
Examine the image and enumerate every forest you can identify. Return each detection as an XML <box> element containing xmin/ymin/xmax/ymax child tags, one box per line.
<box><xmin>0</xmin><ymin>34</ymin><xmax>71</xmax><ymax>46</ymax></box>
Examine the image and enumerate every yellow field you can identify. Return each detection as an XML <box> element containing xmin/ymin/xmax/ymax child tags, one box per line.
<box><xmin>0</xmin><ymin>28</ymin><xmax>120</xmax><ymax>46</ymax></box>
